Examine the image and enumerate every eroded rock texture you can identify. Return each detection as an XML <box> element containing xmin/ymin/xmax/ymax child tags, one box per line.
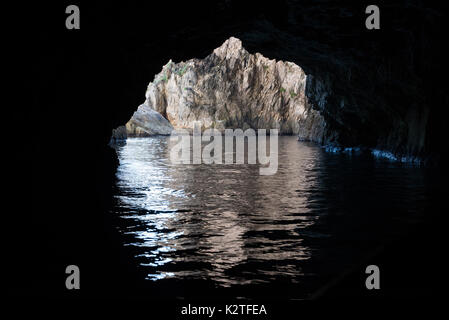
<box><xmin>120</xmin><ymin>37</ymin><xmax>326</xmax><ymax>142</ymax></box>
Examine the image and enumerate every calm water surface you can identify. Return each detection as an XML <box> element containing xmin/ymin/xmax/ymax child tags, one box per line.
<box><xmin>112</xmin><ymin>136</ymin><xmax>430</xmax><ymax>298</ymax></box>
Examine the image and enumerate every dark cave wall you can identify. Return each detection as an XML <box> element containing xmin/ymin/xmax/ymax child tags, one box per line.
<box><xmin>228</xmin><ymin>1</ymin><xmax>447</xmax><ymax>161</ymax></box>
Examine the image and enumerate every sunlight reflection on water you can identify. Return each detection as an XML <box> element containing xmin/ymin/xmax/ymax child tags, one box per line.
<box><xmin>113</xmin><ymin>136</ymin><xmax>428</xmax><ymax>290</ymax></box>
<box><xmin>114</xmin><ymin>136</ymin><xmax>319</xmax><ymax>284</ymax></box>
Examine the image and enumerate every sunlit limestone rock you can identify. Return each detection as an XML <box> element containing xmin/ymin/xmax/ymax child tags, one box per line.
<box><xmin>125</xmin><ymin>104</ymin><xmax>173</xmax><ymax>136</ymax></box>
<box><xmin>121</xmin><ymin>37</ymin><xmax>325</xmax><ymax>141</ymax></box>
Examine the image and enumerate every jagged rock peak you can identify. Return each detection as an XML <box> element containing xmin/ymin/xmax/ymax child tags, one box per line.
<box><xmin>213</xmin><ymin>37</ymin><xmax>246</xmax><ymax>59</ymax></box>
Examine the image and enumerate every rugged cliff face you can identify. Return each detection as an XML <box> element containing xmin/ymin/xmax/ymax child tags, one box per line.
<box><xmin>119</xmin><ymin>37</ymin><xmax>326</xmax><ymax>142</ymax></box>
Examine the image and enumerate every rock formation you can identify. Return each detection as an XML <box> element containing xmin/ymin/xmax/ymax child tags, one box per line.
<box><xmin>114</xmin><ymin>37</ymin><xmax>326</xmax><ymax>142</ymax></box>
<box><xmin>110</xmin><ymin>106</ymin><xmax>174</xmax><ymax>142</ymax></box>
<box><xmin>125</xmin><ymin>105</ymin><xmax>174</xmax><ymax>136</ymax></box>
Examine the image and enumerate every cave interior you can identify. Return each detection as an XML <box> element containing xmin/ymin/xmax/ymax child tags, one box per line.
<box><xmin>8</xmin><ymin>0</ymin><xmax>448</xmax><ymax>300</ymax></box>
